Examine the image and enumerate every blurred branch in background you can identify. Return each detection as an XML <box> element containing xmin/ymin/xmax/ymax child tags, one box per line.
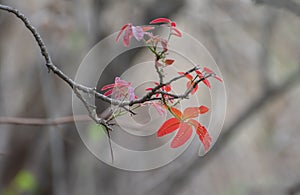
<box><xmin>0</xmin><ymin>115</ymin><xmax>90</xmax><ymax>126</ymax></box>
<box><xmin>258</xmin><ymin>8</ymin><xmax>278</xmax><ymax>90</ymax></box>
<box><xmin>253</xmin><ymin>0</ymin><xmax>300</xmax><ymax>17</ymax></box>
<box><xmin>288</xmin><ymin>181</ymin><xmax>300</xmax><ymax>195</ymax></box>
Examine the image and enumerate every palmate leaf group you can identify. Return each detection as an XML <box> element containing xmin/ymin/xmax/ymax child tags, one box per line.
<box><xmin>157</xmin><ymin>106</ymin><xmax>212</xmax><ymax>151</ymax></box>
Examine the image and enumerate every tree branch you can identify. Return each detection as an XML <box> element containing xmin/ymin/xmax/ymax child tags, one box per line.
<box><xmin>0</xmin><ymin>115</ymin><xmax>91</xmax><ymax>126</ymax></box>
<box><xmin>0</xmin><ymin>4</ymin><xmax>209</xmax><ymax>128</ymax></box>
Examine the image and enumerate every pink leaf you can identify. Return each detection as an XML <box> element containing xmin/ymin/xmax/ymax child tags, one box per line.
<box><xmin>152</xmin><ymin>102</ymin><xmax>166</xmax><ymax>116</ymax></box>
<box><xmin>204</xmin><ymin>67</ymin><xmax>214</xmax><ymax>74</ymax></box>
<box><xmin>171</xmin><ymin>123</ymin><xmax>193</xmax><ymax>148</ymax></box>
<box><xmin>116</xmin><ymin>23</ymin><xmax>129</xmax><ymax>42</ymax></box>
<box><xmin>157</xmin><ymin>118</ymin><xmax>181</xmax><ymax>137</ymax></box>
<box><xmin>160</xmin><ymin>38</ymin><xmax>168</xmax><ymax>51</ymax></box>
<box><xmin>122</xmin><ymin>26</ymin><xmax>133</xmax><ymax>47</ymax></box>
<box><xmin>132</xmin><ymin>26</ymin><xmax>144</xmax><ymax>41</ymax></box>
<box><xmin>155</xmin><ymin>61</ymin><xmax>163</xmax><ymax>67</ymax></box>
<box><xmin>214</xmin><ymin>75</ymin><xmax>223</xmax><ymax>82</ymax></box>
<box><xmin>183</xmin><ymin>107</ymin><xmax>199</xmax><ymax>119</ymax></box>
<box><xmin>142</xmin><ymin>26</ymin><xmax>155</xmax><ymax>32</ymax></box>
<box><xmin>128</xmin><ymin>86</ymin><xmax>135</xmax><ymax>101</ymax></box>
<box><xmin>171</xmin><ymin>27</ymin><xmax>182</xmax><ymax>37</ymax></box>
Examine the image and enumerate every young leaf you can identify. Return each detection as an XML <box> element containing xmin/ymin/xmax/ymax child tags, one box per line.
<box><xmin>104</xmin><ymin>89</ymin><xmax>113</xmax><ymax>97</ymax></box>
<box><xmin>187</xmin><ymin>81</ymin><xmax>198</xmax><ymax>95</ymax></box>
<box><xmin>165</xmin><ymin>59</ymin><xmax>175</xmax><ymax>65</ymax></box>
<box><xmin>171</xmin><ymin>123</ymin><xmax>193</xmax><ymax>148</ymax></box>
<box><xmin>150</xmin><ymin>18</ymin><xmax>171</xmax><ymax>24</ymax></box>
<box><xmin>171</xmin><ymin>27</ymin><xmax>182</xmax><ymax>37</ymax></box>
<box><xmin>122</xmin><ymin>27</ymin><xmax>133</xmax><ymax>47</ymax></box>
<box><xmin>142</xmin><ymin>26</ymin><xmax>155</xmax><ymax>32</ymax></box>
<box><xmin>101</xmin><ymin>83</ymin><xmax>115</xmax><ymax>91</ymax></box>
<box><xmin>203</xmin><ymin>79</ymin><xmax>211</xmax><ymax>88</ymax></box>
<box><xmin>183</xmin><ymin>107</ymin><xmax>199</xmax><ymax>119</ymax></box>
<box><xmin>188</xmin><ymin>119</ymin><xmax>212</xmax><ymax>152</ymax></box>
<box><xmin>165</xmin><ymin>84</ymin><xmax>171</xmax><ymax>92</ymax></box>
<box><xmin>170</xmin><ymin>106</ymin><xmax>183</xmax><ymax>119</ymax></box>
<box><xmin>195</xmin><ymin>70</ymin><xmax>211</xmax><ymax>88</ymax></box>
<box><xmin>199</xmin><ymin>105</ymin><xmax>209</xmax><ymax>114</ymax></box>
<box><xmin>116</xmin><ymin>23</ymin><xmax>129</xmax><ymax>42</ymax></box>
<box><xmin>203</xmin><ymin>67</ymin><xmax>214</xmax><ymax>74</ymax></box>
<box><xmin>157</xmin><ymin>118</ymin><xmax>180</xmax><ymax>137</ymax></box>
<box><xmin>132</xmin><ymin>26</ymin><xmax>144</xmax><ymax>41</ymax></box>
<box><xmin>214</xmin><ymin>75</ymin><xmax>223</xmax><ymax>82</ymax></box>
<box><xmin>178</xmin><ymin>72</ymin><xmax>193</xmax><ymax>81</ymax></box>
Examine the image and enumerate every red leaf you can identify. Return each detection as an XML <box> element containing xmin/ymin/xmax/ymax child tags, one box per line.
<box><xmin>157</xmin><ymin>118</ymin><xmax>180</xmax><ymax>137</ymax></box>
<box><xmin>203</xmin><ymin>79</ymin><xmax>211</xmax><ymax>88</ymax></box>
<box><xmin>165</xmin><ymin>84</ymin><xmax>171</xmax><ymax>92</ymax></box>
<box><xmin>204</xmin><ymin>67</ymin><xmax>214</xmax><ymax>74</ymax></box>
<box><xmin>183</xmin><ymin>107</ymin><xmax>199</xmax><ymax>119</ymax></box>
<box><xmin>195</xmin><ymin>70</ymin><xmax>211</xmax><ymax>88</ymax></box>
<box><xmin>165</xmin><ymin>59</ymin><xmax>175</xmax><ymax>65</ymax></box>
<box><xmin>116</xmin><ymin>23</ymin><xmax>129</xmax><ymax>42</ymax></box>
<box><xmin>145</xmin><ymin>87</ymin><xmax>153</xmax><ymax>91</ymax></box>
<box><xmin>150</xmin><ymin>18</ymin><xmax>171</xmax><ymax>24</ymax></box>
<box><xmin>171</xmin><ymin>123</ymin><xmax>193</xmax><ymax>148</ymax></box>
<box><xmin>101</xmin><ymin>83</ymin><xmax>115</xmax><ymax>91</ymax></box>
<box><xmin>195</xmin><ymin>70</ymin><xmax>203</xmax><ymax>77</ymax></box>
<box><xmin>188</xmin><ymin>119</ymin><xmax>212</xmax><ymax>152</ymax></box>
<box><xmin>170</xmin><ymin>107</ymin><xmax>183</xmax><ymax>119</ymax></box>
<box><xmin>178</xmin><ymin>72</ymin><xmax>193</xmax><ymax>81</ymax></box>
<box><xmin>104</xmin><ymin>89</ymin><xmax>113</xmax><ymax>97</ymax></box>
<box><xmin>187</xmin><ymin>81</ymin><xmax>198</xmax><ymax>95</ymax></box>
<box><xmin>199</xmin><ymin>106</ymin><xmax>209</xmax><ymax>114</ymax></box>
<box><xmin>192</xmin><ymin>83</ymin><xmax>198</xmax><ymax>94</ymax></box>
<box><xmin>171</xmin><ymin>21</ymin><xmax>176</xmax><ymax>27</ymax></box>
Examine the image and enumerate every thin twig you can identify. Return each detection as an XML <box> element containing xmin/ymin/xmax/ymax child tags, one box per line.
<box><xmin>0</xmin><ymin>4</ymin><xmax>207</xmax><ymax>125</ymax></box>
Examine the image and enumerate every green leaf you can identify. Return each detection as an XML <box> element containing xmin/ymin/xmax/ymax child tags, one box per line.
<box><xmin>14</xmin><ymin>170</ymin><xmax>36</xmax><ymax>191</ymax></box>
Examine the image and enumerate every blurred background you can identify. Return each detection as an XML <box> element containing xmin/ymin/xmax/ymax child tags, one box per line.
<box><xmin>1</xmin><ymin>0</ymin><xmax>300</xmax><ymax>194</ymax></box>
